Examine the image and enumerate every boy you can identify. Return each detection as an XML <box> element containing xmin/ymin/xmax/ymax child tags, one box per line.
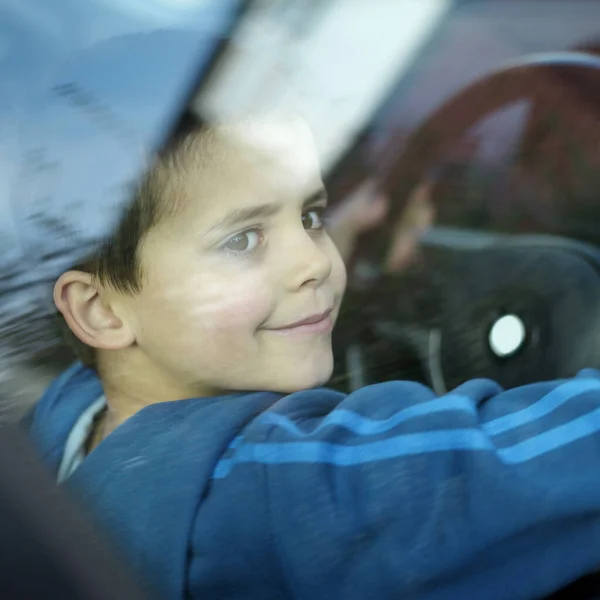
<box><xmin>28</xmin><ymin>115</ymin><xmax>600</xmax><ymax>599</ymax></box>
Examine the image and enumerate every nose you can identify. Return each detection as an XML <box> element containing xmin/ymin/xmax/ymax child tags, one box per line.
<box><xmin>282</xmin><ymin>231</ymin><xmax>333</xmax><ymax>291</ymax></box>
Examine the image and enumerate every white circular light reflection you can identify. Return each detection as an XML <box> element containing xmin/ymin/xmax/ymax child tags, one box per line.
<box><xmin>488</xmin><ymin>314</ymin><xmax>526</xmax><ymax>358</ymax></box>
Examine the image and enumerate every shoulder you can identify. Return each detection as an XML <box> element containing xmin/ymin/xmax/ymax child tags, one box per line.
<box><xmin>212</xmin><ymin>373</ymin><xmax>600</xmax><ymax>478</ymax></box>
<box><xmin>66</xmin><ymin>390</ymin><xmax>282</xmax><ymax>599</ymax></box>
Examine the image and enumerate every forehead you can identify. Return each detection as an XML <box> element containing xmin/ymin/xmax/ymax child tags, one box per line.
<box><xmin>227</xmin><ymin>116</ymin><xmax>319</xmax><ymax>174</ymax></box>
<box><xmin>174</xmin><ymin>117</ymin><xmax>323</xmax><ymax>221</ymax></box>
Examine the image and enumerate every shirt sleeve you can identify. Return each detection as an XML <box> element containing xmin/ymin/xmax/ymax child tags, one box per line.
<box><xmin>193</xmin><ymin>372</ymin><xmax>600</xmax><ymax>600</ymax></box>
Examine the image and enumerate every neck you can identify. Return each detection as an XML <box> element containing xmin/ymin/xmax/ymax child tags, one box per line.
<box><xmin>96</xmin><ymin>348</ymin><xmax>220</xmax><ymax>431</ymax></box>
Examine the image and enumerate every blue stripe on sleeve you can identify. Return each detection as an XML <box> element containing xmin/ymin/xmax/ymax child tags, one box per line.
<box><xmin>260</xmin><ymin>379</ymin><xmax>600</xmax><ymax>439</ymax></box>
<box><xmin>500</xmin><ymin>406</ymin><xmax>600</xmax><ymax>464</ymax></box>
<box><xmin>213</xmin><ymin>428</ymin><xmax>493</xmax><ymax>478</ymax></box>
<box><xmin>483</xmin><ymin>379</ymin><xmax>600</xmax><ymax>436</ymax></box>
<box><xmin>259</xmin><ymin>394</ymin><xmax>477</xmax><ymax>437</ymax></box>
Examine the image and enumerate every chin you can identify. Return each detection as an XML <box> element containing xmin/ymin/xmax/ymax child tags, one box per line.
<box><xmin>270</xmin><ymin>360</ymin><xmax>334</xmax><ymax>394</ymax></box>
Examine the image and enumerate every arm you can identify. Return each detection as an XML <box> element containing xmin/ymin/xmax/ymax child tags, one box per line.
<box><xmin>191</xmin><ymin>373</ymin><xmax>600</xmax><ymax>599</ymax></box>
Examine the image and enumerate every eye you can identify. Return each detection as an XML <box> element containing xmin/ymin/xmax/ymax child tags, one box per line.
<box><xmin>302</xmin><ymin>208</ymin><xmax>326</xmax><ymax>230</ymax></box>
<box><xmin>223</xmin><ymin>230</ymin><xmax>263</xmax><ymax>254</ymax></box>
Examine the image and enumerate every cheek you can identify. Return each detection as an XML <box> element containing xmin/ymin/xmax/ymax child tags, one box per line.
<box><xmin>197</xmin><ymin>283</ymin><xmax>271</xmax><ymax>335</ymax></box>
<box><xmin>137</xmin><ymin>266</ymin><xmax>273</xmax><ymax>348</ymax></box>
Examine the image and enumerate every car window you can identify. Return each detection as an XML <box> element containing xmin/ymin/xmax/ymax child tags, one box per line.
<box><xmin>2</xmin><ymin>0</ymin><xmax>600</xmax><ymax>415</ymax></box>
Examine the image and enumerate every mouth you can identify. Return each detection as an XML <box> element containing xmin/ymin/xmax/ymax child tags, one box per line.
<box><xmin>266</xmin><ymin>308</ymin><xmax>334</xmax><ymax>335</ymax></box>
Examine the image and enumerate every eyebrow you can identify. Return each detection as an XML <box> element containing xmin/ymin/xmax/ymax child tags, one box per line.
<box><xmin>207</xmin><ymin>187</ymin><xmax>327</xmax><ymax>234</ymax></box>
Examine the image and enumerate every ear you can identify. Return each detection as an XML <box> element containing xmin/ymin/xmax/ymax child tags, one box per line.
<box><xmin>54</xmin><ymin>271</ymin><xmax>135</xmax><ymax>352</ymax></box>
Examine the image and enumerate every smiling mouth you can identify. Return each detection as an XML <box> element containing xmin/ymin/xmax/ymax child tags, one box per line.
<box><xmin>266</xmin><ymin>308</ymin><xmax>334</xmax><ymax>334</ymax></box>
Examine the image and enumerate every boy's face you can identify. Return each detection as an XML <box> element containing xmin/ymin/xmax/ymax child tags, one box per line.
<box><xmin>121</xmin><ymin>118</ymin><xmax>346</xmax><ymax>396</ymax></box>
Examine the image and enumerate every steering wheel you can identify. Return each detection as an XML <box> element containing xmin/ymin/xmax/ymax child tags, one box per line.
<box><xmin>332</xmin><ymin>51</ymin><xmax>600</xmax><ymax>396</ymax></box>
